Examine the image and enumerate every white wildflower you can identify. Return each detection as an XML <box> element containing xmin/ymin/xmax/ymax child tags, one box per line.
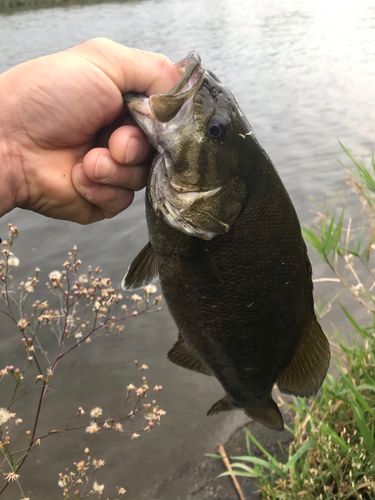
<box><xmin>93</xmin><ymin>459</ymin><xmax>105</xmax><ymax>469</ymax></box>
<box><xmin>49</xmin><ymin>270</ymin><xmax>62</xmax><ymax>281</ymax></box>
<box><xmin>24</xmin><ymin>281</ymin><xmax>34</xmax><ymax>293</ymax></box>
<box><xmin>93</xmin><ymin>481</ymin><xmax>104</xmax><ymax>494</ymax></box>
<box><xmin>90</xmin><ymin>407</ymin><xmax>103</xmax><ymax>419</ymax></box>
<box><xmin>145</xmin><ymin>284</ymin><xmax>157</xmax><ymax>294</ymax></box>
<box><xmin>78</xmin><ymin>274</ymin><xmax>88</xmax><ymax>283</ymax></box>
<box><xmin>66</xmin><ymin>315</ymin><xmax>74</xmax><ymax>328</ymax></box>
<box><xmin>7</xmin><ymin>256</ymin><xmax>19</xmax><ymax>267</ymax></box>
<box><xmin>0</xmin><ymin>408</ymin><xmax>15</xmax><ymax>425</ymax></box>
<box><xmin>58</xmin><ymin>475</ymin><xmax>69</xmax><ymax>488</ymax></box>
<box><xmin>4</xmin><ymin>471</ymin><xmax>19</xmax><ymax>482</ymax></box>
<box><xmin>85</xmin><ymin>422</ymin><xmax>99</xmax><ymax>434</ymax></box>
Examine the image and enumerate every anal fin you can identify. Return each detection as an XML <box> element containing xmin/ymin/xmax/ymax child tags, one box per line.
<box><xmin>245</xmin><ymin>397</ymin><xmax>284</xmax><ymax>431</ymax></box>
<box><xmin>168</xmin><ymin>337</ymin><xmax>212</xmax><ymax>376</ymax></box>
<box><xmin>121</xmin><ymin>242</ymin><xmax>158</xmax><ymax>291</ymax></box>
<box><xmin>277</xmin><ymin>316</ymin><xmax>330</xmax><ymax>397</ymax></box>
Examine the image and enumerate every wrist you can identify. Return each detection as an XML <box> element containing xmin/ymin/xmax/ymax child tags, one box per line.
<box><xmin>0</xmin><ymin>139</ymin><xmax>16</xmax><ymax>218</ymax></box>
<box><xmin>0</xmin><ymin>72</ymin><xmax>28</xmax><ymax>217</ymax></box>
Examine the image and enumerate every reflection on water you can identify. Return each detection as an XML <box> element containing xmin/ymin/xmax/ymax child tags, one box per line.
<box><xmin>1</xmin><ymin>0</ymin><xmax>375</xmax><ymax>498</ymax></box>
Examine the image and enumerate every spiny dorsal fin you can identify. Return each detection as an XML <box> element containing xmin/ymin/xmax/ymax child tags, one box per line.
<box><xmin>207</xmin><ymin>396</ymin><xmax>233</xmax><ymax>416</ymax></box>
<box><xmin>277</xmin><ymin>317</ymin><xmax>330</xmax><ymax>397</ymax></box>
<box><xmin>245</xmin><ymin>397</ymin><xmax>284</xmax><ymax>431</ymax></box>
<box><xmin>168</xmin><ymin>337</ymin><xmax>212</xmax><ymax>376</ymax></box>
<box><xmin>121</xmin><ymin>242</ymin><xmax>158</xmax><ymax>291</ymax></box>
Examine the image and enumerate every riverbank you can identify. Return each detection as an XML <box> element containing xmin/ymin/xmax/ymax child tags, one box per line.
<box><xmin>142</xmin><ymin>395</ymin><xmax>294</xmax><ymax>500</ymax></box>
<box><xmin>1</xmin><ymin>0</ymin><xmax>67</xmax><ymax>8</ymax></box>
<box><xmin>186</xmin><ymin>418</ymin><xmax>293</xmax><ymax>500</ymax></box>
<box><xmin>0</xmin><ymin>0</ymin><xmax>120</xmax><ymax>11</ymax></box>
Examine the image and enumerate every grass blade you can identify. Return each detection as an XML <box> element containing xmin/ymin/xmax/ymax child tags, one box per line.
<box><xmin>283</xmin><ymin>441</ymin><xmax>312</xmax><ymax>472</ymax></box>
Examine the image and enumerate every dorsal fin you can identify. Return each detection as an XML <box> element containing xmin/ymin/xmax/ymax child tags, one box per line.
<box><xmin>168</xmin><ymin>337</ymin><xmax>212</xmax><ymax>376</ymax></box>
<box><xmin>121</xmin><ymin>242</ymin><xmax>158</xmax><ymax>291</ymax></box>
<box><xmin>276</xmin><ymin>316</ymin><xmax>330</xmax><ymax>397</ymax></box>
<box><xmin>245</xmin><ymin>397</ymin><xmax>284</xmax><ymax>431</ymax></box>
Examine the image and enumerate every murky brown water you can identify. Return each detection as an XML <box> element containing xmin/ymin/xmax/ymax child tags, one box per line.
<box><xmin>1</xmin><ymin>0</ymin><xmax>375</xmax><ymax>498</ymax></box>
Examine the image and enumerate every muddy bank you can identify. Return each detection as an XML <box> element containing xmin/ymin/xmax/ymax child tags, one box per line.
<box><xmin>149</xmin><ymin>404</ymin><xmax>294</xmax><ymax>500</ymax></box>
<box><xmin>188</xmin><ymin>419</ymin><xmax>293</xmax><ymax>500</ymax></box>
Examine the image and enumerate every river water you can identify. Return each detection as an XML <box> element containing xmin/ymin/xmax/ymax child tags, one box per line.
<box><xmin>0</xmin><ymin>0</ymin><xmax>375</xmax><ymax>498</ymax></box>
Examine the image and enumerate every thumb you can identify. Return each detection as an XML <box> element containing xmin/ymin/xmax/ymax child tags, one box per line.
<box><xmin>67</xmin><ymin>38</ymin><xmax>181</xmax><ymax>96</ymax></box>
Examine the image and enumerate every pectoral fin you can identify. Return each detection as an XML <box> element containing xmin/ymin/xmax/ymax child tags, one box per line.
<box><xmin>177</xmin><ymin>240</ymin><xmax>224</xmax><ymax>287</ymax></box>
<box><xmin>168</xmin><ymin>337</ymin><xmax>212</xmax><ymax>376</ymax></box>
<box><xmin>276</xmin><ymin>317</ymin><xmax>330</xmax><ymax>397</ymax></box>
<box><xmin>245</xmin><ymin>397</ymin><xmax>284</xmax><ymax>431</ymax></box>
<box><xmin>121</xmin><ymin>242</ymin><xmax>158</xmax><ymax>291</ymax></box>
<box><xmin>207</xmin><ymin>397</ymin><xmax>234</xmax><ymax>416</ymax></box>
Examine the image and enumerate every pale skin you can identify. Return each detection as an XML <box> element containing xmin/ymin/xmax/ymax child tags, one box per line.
<box><xmin>0</xmin><ymin>38</ymin><xmax>181</xmax><ymax>224</ymax></box>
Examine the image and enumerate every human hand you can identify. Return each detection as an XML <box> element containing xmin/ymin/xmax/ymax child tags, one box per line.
<box><xmin>0</xmin><ymin>38</ymin><xmax>180</xmax><ymax>224</ymax></box>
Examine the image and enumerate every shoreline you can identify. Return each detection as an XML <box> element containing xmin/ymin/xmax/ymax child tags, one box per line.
<box><xmin>186</xmin><ymin>414</ymin><xmax>293</xmax><ymax>500</ymax></box>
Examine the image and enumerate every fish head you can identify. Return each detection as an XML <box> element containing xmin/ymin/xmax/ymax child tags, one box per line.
<box><xmin>124</xmin><ymin>51</ymin><xmax>251</xmax><ymax>240</ymax></box>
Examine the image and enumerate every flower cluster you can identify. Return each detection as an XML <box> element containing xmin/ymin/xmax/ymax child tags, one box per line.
<box><xmin>57</xmin><ymin>447</ymin><xmax>124</xmax><ymax>499</ymax></box>
<box><xmin>0</xmin><ymin>224</ymin><xmax>165</xmax><ymax>499</ymax></box>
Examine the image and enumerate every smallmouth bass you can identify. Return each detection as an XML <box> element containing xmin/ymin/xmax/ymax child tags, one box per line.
<box><xmin>121</xmin><ymin>51</ymin><xmax>330</xmax><ymax>431</ymax></box>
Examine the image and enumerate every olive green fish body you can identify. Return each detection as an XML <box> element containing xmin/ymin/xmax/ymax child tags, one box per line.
<box><xmin>122</xmin><ymin>52</ymin><xmax>330</xmax><ymax>430</ymax></box>
<box><xmin>146</xmin><ymin>137</ymin><xmax>314</xmax><ymax>408</ymax></box>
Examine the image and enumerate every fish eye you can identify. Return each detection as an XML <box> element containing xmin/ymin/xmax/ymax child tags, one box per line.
<box><xmin>208</xmin><ymin>116</ymin><xmax>226</xmax><ymax>143</ymax></box>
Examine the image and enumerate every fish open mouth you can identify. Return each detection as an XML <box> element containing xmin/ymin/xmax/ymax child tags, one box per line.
<box><xmin>124</xmin><ymin>51</ymin><xmax>204</xmax><ymax>125</ymax></box>
<box><xmin>148</xmin><ymin>51</ymin><xmax>204</xmax><ymax>122</ymax></box>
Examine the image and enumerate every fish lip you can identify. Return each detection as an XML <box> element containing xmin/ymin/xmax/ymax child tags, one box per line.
<box><xmin>123</xmin><ymin>50</ymin><xmax>204</xmax><ymax>125</ymax></box>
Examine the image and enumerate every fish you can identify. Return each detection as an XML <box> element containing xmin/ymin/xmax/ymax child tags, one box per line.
<box><xmin>121</xmin><ymin>51</ymin><xmax>330</xmax><ymax>431</ymax></box>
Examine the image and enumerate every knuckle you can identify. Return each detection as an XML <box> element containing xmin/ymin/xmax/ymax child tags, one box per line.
<box><xmin>154</xmin><ymin>53</ymin><xmax>172</xmax><ymax>74</ymax></box>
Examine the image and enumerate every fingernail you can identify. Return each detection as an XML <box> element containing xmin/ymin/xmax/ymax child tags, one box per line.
<box><xmin>95</xmin><ymin>156</ymin><xmax>116</xmax><ymax>180</ymax></box>
<box><xmin>125</xmin><ymin>138</ymin><xmax>142</xmax><ymax>164</ymax></box>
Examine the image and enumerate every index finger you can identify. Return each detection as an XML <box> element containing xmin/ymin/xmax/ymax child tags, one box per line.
<box><xmin>68</xmin><ymin>38</ymin><xmax>181</xmax><ymax>96</ymax></box>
